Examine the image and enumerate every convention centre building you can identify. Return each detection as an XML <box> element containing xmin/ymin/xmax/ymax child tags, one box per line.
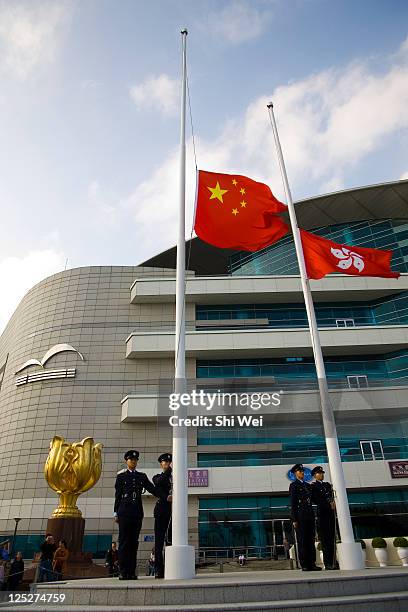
<box><xmin>1</xmin><ymin>179</ymin><xmax>408</xmax><ymax>561</ymax></box>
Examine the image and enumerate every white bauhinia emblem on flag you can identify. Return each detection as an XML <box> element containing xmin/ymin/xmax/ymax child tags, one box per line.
<box><xmin>330</xmin><ymin>247</ymin><xmax>365</xmax><ymax>272</ymax></box>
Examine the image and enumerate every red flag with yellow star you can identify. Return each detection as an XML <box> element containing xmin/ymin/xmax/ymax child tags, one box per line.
<box><xmin>194</xmin><ymin>170</ymin><xmax>289</xmax><ymax>251</ymax></box>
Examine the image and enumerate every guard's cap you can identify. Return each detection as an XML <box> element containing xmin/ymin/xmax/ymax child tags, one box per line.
<box><xmin>311</xmin><ymin>466</ymin><xmax>325</xmax><ymax>476</ymax></box>
<box><xmin>124</xmin><ymin>450</ymin><xmax>139</xmax><ymax>460</ymax></box>
<box><xmin>290</xmin><ymin>463</ymin><xmax>304</xmax><ymax>474</ymax></box>
<box><xmin>158</xmin><ymin>453</ymin><xmax>172</xmax><ymax>463</ymax></box>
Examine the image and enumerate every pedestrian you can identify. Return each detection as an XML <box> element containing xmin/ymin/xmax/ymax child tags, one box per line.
<box><xmin>289</xmin><ymin>464</ymin><xmax>321</xmax><ymax>572</ymax></box>
<box><xmin>148</xmin><ymin>549</ymin><xmax>155</xmax><ymax>576</ymax></box>
<box><xmin>105</xmin><ymin>542</ymin><xmax>119</xmax><ymax>577</ymax></box>
<box><xmin>7</xmin><ymin>552</ymin><xmax>24</xmax><ymax>590</ymax></box>
<box><xmin>311</xmin><ymin>466</ymin><xmax>339</xmax><ymax>570</ymax></box>
<box><xmin>38</xmin><ymin>534</ymin><xmax>57</xmax><ymax>582</ymax></box>
<box><xmin>114</xmin><ymin>450</ymin><xmax>163</xmax><ymax>580</ymax></box>
<box><xmin>0</xmin><ymin>542</ymin><xmax>10</xmax><ymax>561</ymax></box>
<box><xmin>52</xmin><ymin>540</ymin><xmax>69</xmax><ymax>581</ymax></box>
<box><xmin>0</xmin><ymin>561</ymin><xmax>5</xmax><ymax>590</ymax></box>
<box><xmin>152</xmin><ymin>452</ymin><xmax>172</xmax><ymax>579</ymax></box>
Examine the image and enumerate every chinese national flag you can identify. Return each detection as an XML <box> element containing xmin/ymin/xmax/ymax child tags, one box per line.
<box><xmin>194</xmin><ymin>170</ymin><xmax>289</xmax><ymax>251</ymax></box>
<box><xmin>300</xmin><ymin>229</ymin><xmax>400</xmax><ymax>280</ymax></box>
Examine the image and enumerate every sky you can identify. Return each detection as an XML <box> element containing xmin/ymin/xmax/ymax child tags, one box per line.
<box><xmin>1</xmin><ymin>0</ymin><xmax>408</xmax><ymax>332</ymax></box>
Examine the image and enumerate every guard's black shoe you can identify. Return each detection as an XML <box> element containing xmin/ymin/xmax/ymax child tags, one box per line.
<box><xmin>155</xmin><ymin>573</ymin><xmax>164</xmax><ymax>579</ymax></box>
<box><xmin>311</xmin><ymin>565</ymin><xmax>322</xmax><ymax>571</ymax></box>
<box><xmin>128</xmin><ymin>575</ymin><xmax>138</xmax><ymax>580</ymax></box>
<box><xmin>118</xmin><ymin>574</ymin><xmax>128</xmax><ymax>580</ymax></box>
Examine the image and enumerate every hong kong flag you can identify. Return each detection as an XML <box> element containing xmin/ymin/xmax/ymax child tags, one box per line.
<box><xmin>300</xmin><ymin>230</ymin><xmax>400</xmax><ymax>280</ymax></box>
<box><xmin>194</xmin><ymin>170</ymin><xmax>289</xmax><ymax>251</ymax></box>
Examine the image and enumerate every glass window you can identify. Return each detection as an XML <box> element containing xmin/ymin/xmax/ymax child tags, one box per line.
<box><xmin>360</xmin><ymin>440</ymin><xmax>385</xmax><ymax>461</ymax></box>
<box><xmin>336</xmin><ymin>318</ymin><xmax>355</xmax><ymax>327</ymax></box>
<box><xmin>347</xmin><ymin>375</ymin><xmax>368</xmax><ymax>388</ymax></box>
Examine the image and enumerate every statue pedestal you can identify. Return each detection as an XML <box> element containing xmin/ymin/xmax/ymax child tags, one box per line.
<box><xmin>40</xmin><ymin>516</ymin><xmax>107</xmax><ymax>579</ymax></box>
<box><xmin>46</xmin><ymin>517</ymin><xmax>85</xmax><ymax>554</ymax></box>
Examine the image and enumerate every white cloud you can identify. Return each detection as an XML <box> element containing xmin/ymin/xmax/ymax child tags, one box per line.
<box><xmin>87</xmin><ymin>179</ymin><xmax>119</xmax><ymax>227</ymax></box>
<box><xmin>130</xmin><ymin>74</ymin><xmax>179</xmax><ymax>116</ymax></box>
<box><xmin>400</xmin><ymin>171</ymin><xmax>408</xmax><ymax>180</ymax></box>
<box><xmin>0</xmin><ymin>249</ymin><xmax>65</xmax><ymax>334</ymax></box>
<box><xmin>124</xmin><ymin>36</ymin><xmax>408</xmax><ymax>262</ymax></box>
<box><xmin>123</xmin><ymin>135</ymin><xmax>233</xmax><ymax>258</ymax></box>
<box><xmin>205</xmin><ymin>1</ymin><xmax>274</xmax><ymax>44</ymax></box>
<box><xmin>0</xmin><ymin>1</ymin><xmax>72</xmax><ymax>79</ymax></box>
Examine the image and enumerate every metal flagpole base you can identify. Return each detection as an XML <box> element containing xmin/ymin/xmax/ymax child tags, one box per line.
<box><xmin>165</xmin><ymin>544</ymin><xmax>195</xmax><ymax>579</ymax></box>
<box><xmin>337</xmin><ymin>542</ymin><xmax>364</xmax><ymax>570</ymax></box>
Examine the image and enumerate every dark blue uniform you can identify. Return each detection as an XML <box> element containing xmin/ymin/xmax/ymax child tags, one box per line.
<box><xmin>114</xmin><ymin>469</ymin><xmax>158</xmax><ymax>578</ymax></box>
<box><xmin>311</xmin><ymin>480</ymin><xmax>337</xmax><ymax>568</ymax></box>
<box><xmin>152</xmin><ymin>467</ymin><xmax>172</xmax><ymax>578</ymax></box>
<box><xmin>289</xmin><ymin>478</ymin><xmax>317</xmax><ymax>570</ymax></box>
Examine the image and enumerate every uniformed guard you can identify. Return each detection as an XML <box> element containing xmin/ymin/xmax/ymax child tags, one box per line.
<box><xmin>152</xmin><ymin>452</ymin><xmax>172</xmax><ymax>578</ymax></box>
<box><xmin>289</xmin><ymin>464</ymin><xmax>321</xmax><ymax>571</ymax></box>
<box><xmin>114</xmin><ymin>450</ymin><xmax>160</xmax><ymax>580</ymax></box>
<box><xmin>311</xmin><ymin>466</ymin><xmax>339</xmax><ymax>570</ymax></box>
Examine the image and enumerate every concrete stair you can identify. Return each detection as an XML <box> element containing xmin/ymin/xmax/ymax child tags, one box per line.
<box><xmin>4</xmin><ymin>568</ymin><xmax>408</xmax><ymax>611</ymax></box>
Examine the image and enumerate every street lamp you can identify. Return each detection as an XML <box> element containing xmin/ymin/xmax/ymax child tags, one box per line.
<box><xmin>10</xmin><ymin>518</ymin><xmax>21</xmax><ymax>559</ymax></box>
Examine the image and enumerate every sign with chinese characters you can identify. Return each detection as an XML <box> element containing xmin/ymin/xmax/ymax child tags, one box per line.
<box><xmin>388</xmin><ymin>461</ymin><xmax>408</xmax><ymax>479</ymax></box>
<box><xmin>188</xmin><ymin>469</ymin><xmax>209</xmax><ymax>487</ymax></box>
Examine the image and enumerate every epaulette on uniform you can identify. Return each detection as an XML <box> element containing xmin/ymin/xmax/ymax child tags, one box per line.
<box><xmin>116</xmin><ymin>468</ymin><xmax>127</xmax><ymax>475</ymax></box>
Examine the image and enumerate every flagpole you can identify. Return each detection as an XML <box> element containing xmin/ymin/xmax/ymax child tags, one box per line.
<box><xmin>267</xmin><ymin>102</ymin><xmax>363</xmax><ymax>570</ymax></box>
<box><xmin>164</xmin><ymin>28</ymin><xmax>195</xmax><ymax>580</ymax></box>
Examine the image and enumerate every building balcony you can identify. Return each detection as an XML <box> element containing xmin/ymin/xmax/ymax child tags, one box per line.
<box><xmin>130</xmin><ymin>273</ymin><xmax>408</xmax><ymax>305</ymax></box>
<box><xmin>126</xmin><ymin>324</ymin><xmax>408</xmax><ymax>359</ymax></box>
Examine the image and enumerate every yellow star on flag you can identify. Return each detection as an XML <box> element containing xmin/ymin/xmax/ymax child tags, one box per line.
<box><xmin>232</xmin><ymin>208</ymin><xmax>239</xmax><ymax>216</ymax></box>
<box><xmin>232</xmin><ymin>179</ymin><xmax>238</xmax><ymax>186</ymax></box>
<box><xmin>240</xmin><ymin>200</ymin><xmax>247</xmax><ymax>208</ymax></box>
<box><xmin>207</xmin><ymin>181</ymin><xmax>228</xmax><ymax>203</ymax></box>
<box><xmin>240</xmin><ymin>187</ymin><xmax>246</xmax><ymax>195</ymax></box>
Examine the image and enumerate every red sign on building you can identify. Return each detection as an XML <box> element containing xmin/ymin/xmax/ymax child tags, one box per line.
<box><xmin>188</xmin><ymin>469</ymin><xmax>209</xmax><ymax>487</ymax></box>
<box><xmin>388</xmin><ymin>461</ymin><xmax>408</xmax><ymax>479</ymax></box>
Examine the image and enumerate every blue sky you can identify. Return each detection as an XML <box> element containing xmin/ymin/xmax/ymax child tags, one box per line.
<box><xmin>1</xmin><ymin>0</ymin><xmax>408</xmax><ymax>331</ymax></box>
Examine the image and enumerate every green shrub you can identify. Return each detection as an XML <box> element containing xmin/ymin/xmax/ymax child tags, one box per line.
<box><xmin>316</xmin><ymin>542</ymin><xmax>322</xmax><ymax>551</ymax></box>
<box><xmin>371</xmin><ymin>537</ymin><xmax>387</xmax><ymax>548</ymax></box>
<box><xmin>393</xmin><ymin>537</ymin><xmax>408</xmax><ymax>548</ymax></box>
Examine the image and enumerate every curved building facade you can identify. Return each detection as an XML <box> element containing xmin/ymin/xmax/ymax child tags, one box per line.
<box><xmin>1</xmin><ymin>179</ymin><xmax>408</xmax><ymax>561</ymax></box>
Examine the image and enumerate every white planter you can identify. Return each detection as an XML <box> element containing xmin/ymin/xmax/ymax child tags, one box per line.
<box><xmin>374</xmin><ymin>547</ymin><xmax>388</xmax><ymax>567</ymax></box>
<box><xmin>396</xmin><ymin>547</ymin><xmax>408</xmax><ymax>567</ymax></box>
<box><xmin>361</xmin><ymin>548</ymin><xmax>366</xmax><ymax>567</ymax></box>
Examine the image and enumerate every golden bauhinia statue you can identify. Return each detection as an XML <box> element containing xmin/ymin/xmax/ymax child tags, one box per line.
<box><xmin>45</xmin><ymin>436</ymin><xmax>103</xmax><ymax>518</ymax></box>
